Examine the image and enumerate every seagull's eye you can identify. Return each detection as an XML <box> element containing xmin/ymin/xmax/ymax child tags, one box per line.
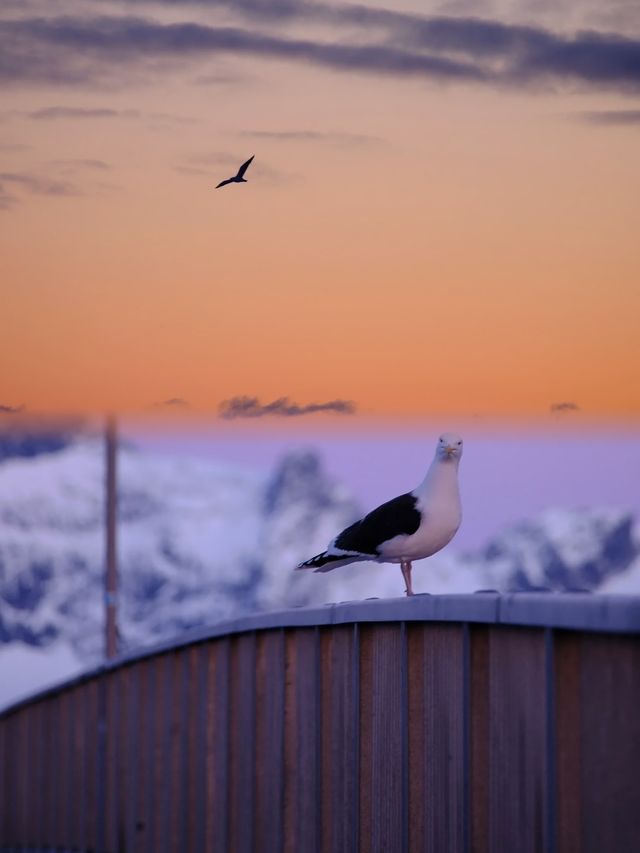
<box><xmin>457</xmin><ymin>441</ymin><xmax>462</xmax><ymax>445</ymax></box>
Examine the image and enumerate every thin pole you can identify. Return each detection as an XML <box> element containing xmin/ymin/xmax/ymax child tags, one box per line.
<box><xmin>105</xmin><ymin>414</ymin><xmax>118</xmax><ymax>659</ymax></box>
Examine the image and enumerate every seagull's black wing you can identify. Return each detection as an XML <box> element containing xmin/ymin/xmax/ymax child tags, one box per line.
<box><xmin>216</xmin><ymin>177</ymin><xmax>234</xmax><ymax>189</ymax></box>
<box><xmin>334</xmin><ymin>493</ymin><xmax>421</xmax><ymax>556</ymax></box>
<box><xmin>236</xmin><ymin>155</ymin><xmax>254</xmax><ymax>179</ymax></box>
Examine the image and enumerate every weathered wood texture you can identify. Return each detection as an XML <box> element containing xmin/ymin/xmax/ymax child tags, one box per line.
<box><xmin>1</xmin><ymin>623</ymin><xmax>639</xmax><ymax>853</ymax></box>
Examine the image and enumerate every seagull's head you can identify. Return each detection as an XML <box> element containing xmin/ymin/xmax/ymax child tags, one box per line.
<box><xmin>436</xmin><ymin>432</ymin><xmax>463</xmax><ymax>461</ymax></box>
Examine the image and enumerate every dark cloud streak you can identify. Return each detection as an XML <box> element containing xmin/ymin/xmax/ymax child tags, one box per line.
<box><xmin>580</xmin><ymin>108</ymin><xmax>640</xmax><ymax>124</ymax></box>
<box><xmin>219</xmin><ymin>395</ymin><xmax>356</xmax><ymax>419</ymax></box>
<box><xmin>153</xmin><ymin>397</ymin><xmax>191</xmax><ymax>408</ymax></box>
<box><xmin>550</xmin><ymin>402</ymin><xmax>580</xmax><ymax>414</ymax></box>
<box><xmin>27</xmin><ymin>106</ymin><xmax>138</xmax><ymax>119</ymax></box>
<box><xmin>241</xmin><ymin>129</ymin><xmax>382</xmax><ymax>145</ymax></box>
<box><xmin>0</xmin><ymin>11</ymin><xmax>639</xmax><ymax>93</ymax></box>
<box><xmin>0</xmin><ymin>170</ymin><xmax>80</xmax><ymax>197</ymax></box>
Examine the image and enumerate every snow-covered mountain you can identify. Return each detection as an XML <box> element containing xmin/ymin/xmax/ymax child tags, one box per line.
<box><xmin>0</xmin><ymin>434</ymin><xmax>361</xmax><ymax>660</ymax></box>
<box><xmin>461</xmin><ymin>506</ymin><xmax>639</xmax><ymax>592</ymax></box>
<box><xmin>0</xmin><ymin>432</ymin><xmax>638</xmax><ymax>669</ymax></box>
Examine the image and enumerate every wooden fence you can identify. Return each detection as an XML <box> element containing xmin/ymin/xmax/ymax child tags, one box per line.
<box><xmin>1</xmin><ymin>594</ymin><xmax>640</xmax><ymax>852</ymax></box>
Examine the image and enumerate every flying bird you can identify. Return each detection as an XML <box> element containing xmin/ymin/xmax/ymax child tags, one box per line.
<box><xmin>296</xmin><ymin>433</ymin><xmax>463</xmax><ymax>596</ymax></box>
<box><xmin>215</xmin><ymin>155</ymin><xmax>255</xmax><ymax>189</ymax></box>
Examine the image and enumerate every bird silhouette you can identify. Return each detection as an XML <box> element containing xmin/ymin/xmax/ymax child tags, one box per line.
<box><xmin>216</xmin><ymin>155</ymin><xmax>255</xmax><ymax>189</ymax></box>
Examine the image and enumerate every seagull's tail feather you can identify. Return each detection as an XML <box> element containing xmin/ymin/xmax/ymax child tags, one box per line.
<box><xmin>295</xmin><ymin>552</ymin><xmax>368</xmax><ymax>573</ymax></box>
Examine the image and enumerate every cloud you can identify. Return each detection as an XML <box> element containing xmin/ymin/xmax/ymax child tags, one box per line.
<box><xmin>240</xmin><ymin>129</ymin><xmax>383</xmax><ymax>145</ymax></box>
<box><xmin>49</xmin><ymin>158</ymin><xmax>111</xmax><ymax>171</ymax></box>
<box><xmin>13</xmin><ymin>106</ymin><xmax>195</xmax><ymax>126</ymax></box>
<box><xmin>0</xmin><ymin>15</ymin><xmax>485</xmax><ymax>83</ymax></box>
<box><xmin>152</xmin><ymin>397</ymin><xmax>191</xmax><ymax>408</ymax></box>
<box><xmin>0</xmin><ymin>142</ymin><xmax>29</xmax><ymax>152</ymax></box>
<box><xmin>194</xmin><ymin>70</ymin><xmax>252</xmax><ymax>86</ymax></box>
<box><xmin>579</xmin><ymin>109</ymin><xmax>640</xmax><ymax>124</ymax></box>
<box><xmin>25</xmin><ymin>106</ymin><xmax>140</xmax><ymax>120</ymax></box>
<box><xmin>0</xmin><ymin>404</ymin><xmax>24</xmax><ymax>414</ymax></box>
<box><xmin>174</xmin><ymin>164</ymin><xmax>211</xmax><ymax>176</ymax></box>
<box><xmin>0</xmin><ymin>163</ymin><xmax>117</xmax><ymax>210</ymax></box>
<box><xmin>218</xmin><ymin>395</ymin><xmax>356</xmax><ymax>419</ymax></box>
<box><xmin>0</xmin><ymin>186</ymin><xmax>17</xmax><ymax>209</ymax></box>
<box><xmin>0</xmin><ymin>170</ymin><xmax>80</xmax><ymax>198</ymax></box>
<box><xmin>550</xmin><ymin>401</ymin><xmax>580</xmax><ymax>414</ymax></box>
<box><xmin>1</xmin><ymin>10</ymin><xmax>639</xmax><ymax>94</ymax></box>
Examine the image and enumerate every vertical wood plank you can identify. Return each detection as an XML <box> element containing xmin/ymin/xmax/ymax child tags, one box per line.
<box><xmin>143</xmin><ymin>658</ymin><xmax>158</xmax><ymax>853</ymax></box>
<box><xmin>43</xmin><ymin>697</ymin><xmax>57</xmax><ymax>845</ymax></box>
<box><xmin>0</xmin><ymin>715</ymin><xmax>6</xmax><ymax>844</ymax></box>
<box><xmin>407</xmin><ymin>624</ymin><xmax>465</xmax><ymax>853</ymax></box>
<box><xmin>69</xmin><ymin>685</ymin><xmax>87</xmax><ymax>850</ymax></box>
<box><xmin>66</xmin><ymin>688</ymin><xmax>79</xmax><ymax>849</ymax></box>
<box><xmin>554</xmin><ymin>632</ymin><xmax>582</xmax><ymax>853</ymax></box>
<box><xmin>205</xmin><ymin>637</ymin><xmax>230</xmax><ymax>853</ymax></box>
<box><xmin>158</xmin><ymin>654</ymin><xmax>173</xmax><ymax>853</ymax></box>
<box><xmin>488</xmin><ymin>627</ymin><xmax>548</xmax><ymax>853</ymax></box>
<box><xmin>284</xmin><ymin>629</ymin><xmax>322</xmax><ymax>853</ymax></box>
<box><xmin>229</xmin><ymin>632</ymin><xmax>257</xmax><ymax>853</ymax></box>
<box><xmin>192</xmin><ymin>644</ymin><xmax>210</xmax><ymax>853</ymax></box>
<box><xmin>359</xmin><ymin>624</ymin><xmax>405</xmax><ymax>853</ymax></box>
<box><xmin>4</xmin><ymin>715</ymin><xmax>15</xmax><ymax>844</ymax></box>
<box><xmin>26</xmin><ymin>703</ymin><xmax>39</xmax><ymax>847</ymax></box>
<box><xmin>183</xmin><ymin>647</ymin><xmax>202</xmax><ymax>853</ymax></box>
<box><xmin>321</xmin><ymin>624</ymin><xmax>359</xmax><ymax>853</ymax></box>
<box><xmin>104</xmin><ymin>669</ymin><xmax>120</xmax><ymax>853</ymax></box>
<box><xmin>15</xmin><ymin>707</ymin><xmax>29</xmax><ymax>843</ymax></box>
<box><xmin>168</xmin><ymin>653</ymin><xmax>186</xmax><ymax>853</ymax></box>
<box><xmin>126</xmin><ymin>664</ymin><xmax>143</xmax><ymax>853</ymax></box>
<box><xmin>579</xmin><ymin>633</ymin><xmax>640</xmax><ymax>853</ymax></box>
<box><xmin>84</xmin><ymin>678</ymin><xmax>100</xmax><ymax>852</ymax></box>
<box><xmin>470</xmin><ymin>626</ymin><xmax>490</xmax><ymax>853</ymax></box>
<box><xmin>255</xmin><ymin>630</ymin><xmax>285</xmax><ymax>853</ymax></box>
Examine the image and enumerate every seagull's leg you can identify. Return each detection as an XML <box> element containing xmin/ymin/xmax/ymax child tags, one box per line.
<box><xmin>400</xmin><ymin>559</ymin><xmax>414</xmax><ymax>597</ymax></box>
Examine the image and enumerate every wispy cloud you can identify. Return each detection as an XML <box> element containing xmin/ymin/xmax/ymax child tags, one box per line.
<box><xmin>25</xmin><ymin>106</ymin><xmax>140</xmax><ymax>120</ymax></box>
<box><xmin>0</xmin><ymin>142</ymin><xmax>30</xmax><ymax>152</ymax></box>
<box><xmin>0</xmin><ymin>170</ymin><xmax>80</xmax><ymax>198</ymax></box>
<box><xmin>194</xmin><ymin>69</ymin><xmax>252</xmax><ymax>86</ymax></box>
<box><xmin>0</xmin><ymin>162</ymin><xmax>118</xmax><ymax>210</ymax></box>
<box><xmin>218</xmin><ymin>395</ymin><xmax>356</xmax><ymax>419</ymax></box>
<box><xmin>550</xmin><ymin>401</ymin><xmax>580</xmax><ymax>414</ymax></box>
<box><xmin>0</xmin><ymin>187</ymin><xmax>16</xmax><ymax>209</ymax></box>
<box><xmin>1</xmin><ymin>8</ymin><xmax>639</xmax><ymax>93</ymax></box>
<box><xmin>0</xmin><ymin>404</ymin><xmax>24</xmax><ymax>414</ymax></box>
<box><xmin>579</xmin><ymin>109</ymin><xmax>640</xmax><ymax>125</ymax></box>
<box><xmin>49</xmin><ymin>158</ymin><xmax>111</xmax><ymax>171</ymax></box>
<box><xmin>241</xmin><ymin>129</ymin><xmax>383</xmax><ymax>145</ymax></box>
<box><xmin>152</xmin><ymin>397</ymin><xmax>191</xmax><ymax>408</ymax></box>
<box><xmin>11</xmin><ymin>106</ymin><xmax>196</xmax><ymax>126</ymax></box>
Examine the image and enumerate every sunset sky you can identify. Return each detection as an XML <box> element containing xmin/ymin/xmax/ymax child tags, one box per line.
<box><xmin>2</xmin><ymin>0</ymin><xmax>639</xmax><ymax>420</ymax></box>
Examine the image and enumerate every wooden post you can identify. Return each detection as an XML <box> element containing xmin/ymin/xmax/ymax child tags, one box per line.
<box><xmin>105</xmin><ymin>414</ymin><xmax>118</xmax><ymax>659</ymax></box>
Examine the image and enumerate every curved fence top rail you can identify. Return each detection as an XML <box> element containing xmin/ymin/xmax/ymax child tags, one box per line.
<box><xmin>2</xmin><ymin>592</ymin><xmax>640</xmax><ymax>717</ymax></box>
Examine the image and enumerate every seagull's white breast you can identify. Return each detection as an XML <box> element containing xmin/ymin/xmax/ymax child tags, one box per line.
<box><xmin>378</xmin><ymin>502</ymin><xmax>461</xmax><ymax>562</ymax></box>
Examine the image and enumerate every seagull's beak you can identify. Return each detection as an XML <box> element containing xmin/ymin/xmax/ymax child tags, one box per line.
<box><xmin>445</xmin><ymin>445</ymin><xmax>456</xmax><ymax>456</ymax></box>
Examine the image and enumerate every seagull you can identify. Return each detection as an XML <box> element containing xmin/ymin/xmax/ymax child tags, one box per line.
<box><xmin>215</xmin><ymin>155</ymin><xmax>255</xmax><ymax>189</ymax></box>
<box><xmin>296</xmin><ymin>433</ymin><xmax>463</xmax><ymax>596</ymax></box>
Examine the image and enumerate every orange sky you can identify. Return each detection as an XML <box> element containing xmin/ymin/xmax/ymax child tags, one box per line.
<box><xmin>1</xmin><ymin>0</ymin><xmax>640</xmax><ymax>420</ymax></box>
